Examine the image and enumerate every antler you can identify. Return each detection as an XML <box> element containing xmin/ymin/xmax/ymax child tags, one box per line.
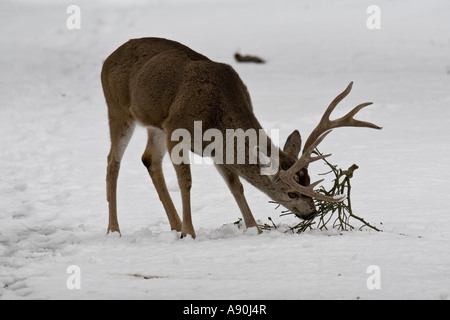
<box><xmin>278</xmin><ymin>82</ymin><xmax>382</xmax><ymax>203</ymax></box>
<box><xmin>303</xmin><ymin>81</ymin><xmax>382</xmax><ymax>153</ymax></box>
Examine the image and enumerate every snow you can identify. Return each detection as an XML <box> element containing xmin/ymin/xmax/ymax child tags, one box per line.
<box><xmin>333</xmin><ymin>194</ymin><xmax>346</xmax><ymax>201</ymax></box>
<box><xmin>1</xmin><ymin>0</ymin><xmax>450</xmax><ymax>300</ymax></box>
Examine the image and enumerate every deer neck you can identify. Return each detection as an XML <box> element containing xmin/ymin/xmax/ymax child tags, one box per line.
<box><xmin>221</xmin><ymin>139</ymin><xmax>293</xmax><ymax>196</ymax></box>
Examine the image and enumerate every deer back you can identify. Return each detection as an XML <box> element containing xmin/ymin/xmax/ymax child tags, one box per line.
<box><xmin>102</xmin><ymin>37</ymin><xmax>258</xmax><ymax>135</ymax></box>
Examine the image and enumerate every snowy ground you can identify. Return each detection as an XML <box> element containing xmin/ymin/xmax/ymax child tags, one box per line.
<box><xmin>1</xmin><ymin>0</ymin><xmax>450</xmax><ymax>300</ymax></box>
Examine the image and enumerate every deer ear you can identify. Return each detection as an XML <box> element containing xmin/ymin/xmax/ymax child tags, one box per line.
<box><xmin>283</xmin><ymin>130</ymin><xmax>302</xmax><ymax>157</ymax></box>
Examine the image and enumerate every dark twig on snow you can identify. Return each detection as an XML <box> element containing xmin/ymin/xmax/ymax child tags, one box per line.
<box><xmin>234</xmin><ymin>53</ymin><xmax>265</xmax><ymax>63</ymax></box>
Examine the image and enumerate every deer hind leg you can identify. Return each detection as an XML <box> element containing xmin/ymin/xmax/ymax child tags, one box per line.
<box><xmin>215</xmin><ymin>164</ymin><xmax>262</xmax><ymax>234</ymax></box>
<box><xmin>106</xmin><ymin>110</ymin><xmax>135</xmax><ymax>235</ymax></box>
<box><xmin>142</xmin><ymin>127</ymin><xmax>182</xmax><ymax>232</ymax></box>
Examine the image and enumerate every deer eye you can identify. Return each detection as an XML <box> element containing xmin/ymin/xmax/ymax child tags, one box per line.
<box><xmin>288</xmin><ymin>192</ymin><xmax>299</xmax><ymax>199</ymax></box>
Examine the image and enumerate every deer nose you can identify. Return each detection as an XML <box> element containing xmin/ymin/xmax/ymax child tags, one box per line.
<box><xmin>304</xmin><ymin>210</ymin><xmax>317</xmax><ymax>221</ymax></box>
<box><xmin>293</xmin><ymin>208</ymin><xmax>317</xmax><ymax>221</ymax></box>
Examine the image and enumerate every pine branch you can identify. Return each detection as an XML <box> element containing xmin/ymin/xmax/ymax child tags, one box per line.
<box><xmin>262</xmin><ymin>148</ymin><xmax>382</xmax><ymax>234</ymax></box>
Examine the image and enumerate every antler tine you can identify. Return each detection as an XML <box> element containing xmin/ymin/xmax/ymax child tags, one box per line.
<box><xmin>335</xmin><ymin>102</ymin><xmax>382</xmax><ymax>130</ymax></box>
<box><xmin>300</xmin><ymin>181</ymin><xmax>347</xmax><ymax>203</ymax></box>
<box><xmin>277</xmin><ymin>82</ymin><xmax>381</xmax><ymax>203</ymax></box>
<box><xmin>303</xmin><ymin>82</ymin><xmax>382</xmax><ymax>154</ymax></box>
<box><xmin>321</xmin><ymin>81</ymin><xmax>354</xmax><ymax>122</ymax></box>
<box><xmin>278</xmin><ymin>171</ymin><xmax>347</xmax><ymax>203</ymax></box>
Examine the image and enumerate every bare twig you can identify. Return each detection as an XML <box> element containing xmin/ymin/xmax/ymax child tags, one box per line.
<box><xmin>263</xmin><ymin>149</ymin><xmax>382</xmax><ymax>234</ymax></box>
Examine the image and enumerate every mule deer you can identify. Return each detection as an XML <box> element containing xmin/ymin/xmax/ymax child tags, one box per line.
<box><xmin>101</xmin><ymin>37</ymin><xmax>381</xmax><ymax>238</ymax></box>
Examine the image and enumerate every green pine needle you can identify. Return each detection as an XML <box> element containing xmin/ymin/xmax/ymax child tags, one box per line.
<box><xmin>263</xmin><ymin>148</ymin><xmax>382</xmax><ymax>234</ymax></box>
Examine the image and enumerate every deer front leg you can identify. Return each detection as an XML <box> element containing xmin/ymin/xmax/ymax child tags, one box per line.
<box><xmin>165</xmin><ymin>126</ymin><xmax>196</xmax><ymax>238</ymax></box>
<box><xmin>172</xmin><ymin>162</ymin><xmax>196</xmax><ymax>239</ymax></box>
<box><xmin>215</xmin><ymin>165</ymin><xmax>262</xmax><ymax>234</ymax></box>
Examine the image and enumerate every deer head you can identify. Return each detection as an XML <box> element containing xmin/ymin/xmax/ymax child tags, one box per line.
<box><xmin>259</xmin><ymin>81</ymin><xmax>382</xmax><ymax>220</ymax></box>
